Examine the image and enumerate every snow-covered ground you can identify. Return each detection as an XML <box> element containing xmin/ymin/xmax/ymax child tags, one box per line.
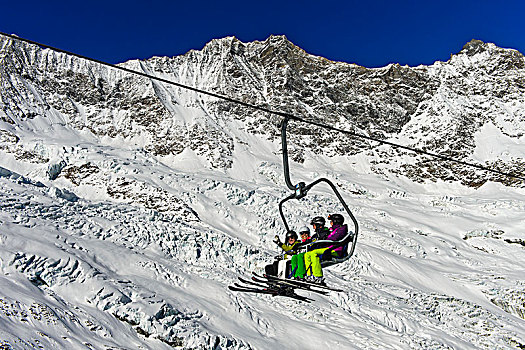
<box><xmin>1</xmin><ymin>121</ymin><xmax>524</xmax><ymax>349</ymax></box>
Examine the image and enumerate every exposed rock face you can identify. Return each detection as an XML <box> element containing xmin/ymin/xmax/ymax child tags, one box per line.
<box><xmin>1</xmin><ymin>35</ymin><xmax>524</xmax><ymax>186</ymax></box>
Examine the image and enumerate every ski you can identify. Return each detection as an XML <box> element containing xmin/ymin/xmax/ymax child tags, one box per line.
<box><xmin>229</xmin><ymin>284</ymin><xmax>312</xmax><ymax>302</ymax></box>
<box><xmin>254</xmin><ymin>273</ymin><xmax>343</xmax><ymax>292</ymax></box>
<box><xmin>229</xmin><ymin>284</ymin><xmax>278</xmax><ymax>295</ymax></box>
<box><xmin>242</xmin><ymin>276</ymin><xmax>329</xmax><ymax>296</ymax></box>
<box><xmin>238</xmin><ymin>277</ymin><xmax>293</xmax><ymax>293</ymax></box>
<box><xmin>251</xmin><ymin>275</ymin><xmax>329</xmax><ymax>295</ymax></box>
<box><xmin>237</xmin><ymin>278</ymin><xmax>311</xmax><ymax>299</ymax></box>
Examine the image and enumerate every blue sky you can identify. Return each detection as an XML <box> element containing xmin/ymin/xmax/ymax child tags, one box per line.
<box><xmin>1</xmin><ymin>0</ymin><xmax>524</xmax><ymax>67</ymax></box>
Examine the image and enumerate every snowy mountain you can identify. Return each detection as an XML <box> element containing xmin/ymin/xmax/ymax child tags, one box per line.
<box><xmin>1</xmin><ymin>34</ymin><xmax>524</xmax><ymax>349</ymax></box>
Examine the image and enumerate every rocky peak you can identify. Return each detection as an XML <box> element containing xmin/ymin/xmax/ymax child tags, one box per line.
<box><xmin>461</xmin><ymin>39</ymin><xmax>489</xmax><ymax>56</ymax></box>
<box><xmin>456</xmin><ymin>39</ymin><xmax>525</xmax><ymax>71</ymax></box>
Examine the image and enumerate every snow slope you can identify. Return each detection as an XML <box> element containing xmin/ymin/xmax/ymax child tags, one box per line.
<box><xmin>1</xmin><ymin>34</ymin><xmax>525</xmax><ymax>349</ymax></box>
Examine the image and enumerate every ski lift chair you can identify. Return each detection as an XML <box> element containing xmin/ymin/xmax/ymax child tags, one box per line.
<box><xmin>277</xmin><ymin>117</ymin><xmax>359</xmax><ymax>268</ymax></box>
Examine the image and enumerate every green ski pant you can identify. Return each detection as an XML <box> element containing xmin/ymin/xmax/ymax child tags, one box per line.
<box><xmin>291</xmin><ymin>253</ymin><xmax>306</xmax><ymax>278</ymax></box>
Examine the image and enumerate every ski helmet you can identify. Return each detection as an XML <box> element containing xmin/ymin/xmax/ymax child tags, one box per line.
<box><xmin>310</xmin><ymin>216</ymin><xmax>326</xmax><ymax>226</ymax></box>
<box><xmin>328</xmin><ymin>213</ymin><xmax>344</xmax><ymax>225</ymax></box>
<box><xmin>285</xmin><ymin>230</ymin><xmax>298</xmax><ymax>241</ymax></box>
<box><xmin>298</xmin><ymin>226</ymin><xmax>310</xmax><ymax>235</ymax></box>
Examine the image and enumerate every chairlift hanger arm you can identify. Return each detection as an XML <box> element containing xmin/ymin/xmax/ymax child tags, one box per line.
<box><xmin>280</xmin><ymin>116</ymin><xmax>357</xmax><ymax>231</ymax></box>
<box><xmin>281</xmin><ymin>117</ymin><xmax>296</xmax><ymax>192</ymax></box>
<box><xmin>278</xmin><ymin>193</ymin><xmax>295</xmax><ymax>232</ymax></box>
<box><xmin>278</xmin><ymin>178</ymin><xmax>359</xmax><ymax>246</ymax></box>
<box><xmin>278</xmin><ymin>116</ymin><xmax>359</xmax><ymax>260</ymax></box>
<box><xmin>305</xmin><ymin>178</ymin><xmax>358</xmax><ymax>229</ymax></box>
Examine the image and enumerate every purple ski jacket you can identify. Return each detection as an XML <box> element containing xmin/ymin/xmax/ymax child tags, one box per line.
<box><xmin>326</xmin><ymin>224</ymin><xmax>348</xmax><ymax>256</ymax></box>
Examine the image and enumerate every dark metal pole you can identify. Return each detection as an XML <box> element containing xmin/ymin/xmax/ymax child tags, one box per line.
<box><xmin>281</xmin><ymin>117</ymin><xmax>296</xmax><ymax>191</ymax></box>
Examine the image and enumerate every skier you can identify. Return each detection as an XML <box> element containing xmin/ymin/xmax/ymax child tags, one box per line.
<box><xmin>298</xmin><ymin>226</ymin><xmax>312</xmax><ymax>243</ymax></box>
<box><xmin>304</xmin><ymin>214</ymin><xmax>348</xmax><ymax>284</ymax></box>
<box><xmin>264</xmin><ymin>230</ymin><xmax>300</xmax><ymax>277</ymax></box>
<box><xmin>289</xmin><ymin>226</ymin><xmax>311</xmax><ymax>280</ymax></box>
<box><xmin>309</xmin><ymin>216</ymin><xmax>330</xmax><ymax>241</ymax></box>
<box><xmin>275</xmin><ymin>230</ymin><xmax>301</xmax><ymax>255</ymax></box>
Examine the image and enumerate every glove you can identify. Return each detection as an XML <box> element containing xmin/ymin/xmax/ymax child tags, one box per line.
<box><xmin>273</xmin><ymin>235</ymin><xmax>282</xmax><ymax>246</ymax></box>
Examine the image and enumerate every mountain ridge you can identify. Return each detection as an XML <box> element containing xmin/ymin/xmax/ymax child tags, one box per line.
<box><xmin>6</xmin><ymin>35</ymin><xmax>525</xmax><ymax>185</ymax></box>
